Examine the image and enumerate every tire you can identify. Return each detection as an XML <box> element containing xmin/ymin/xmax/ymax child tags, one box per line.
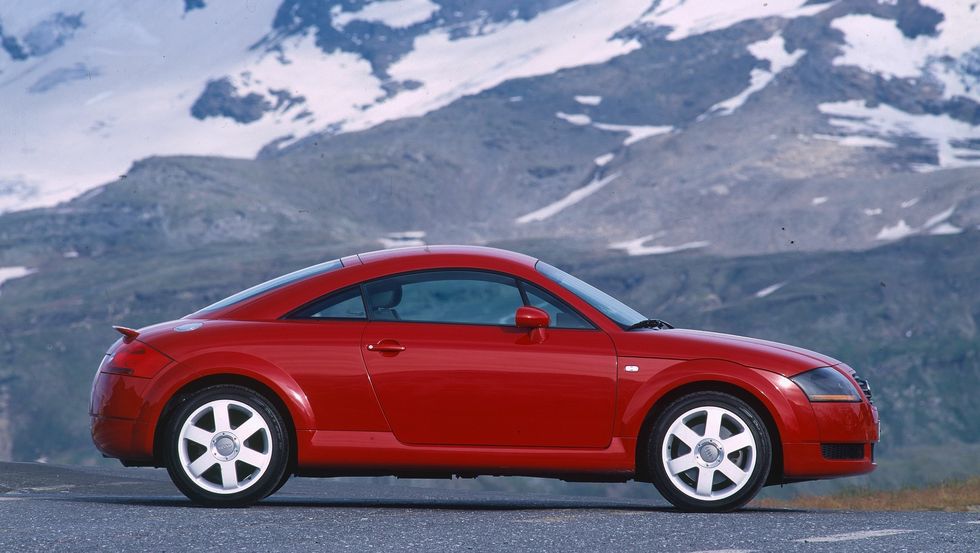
<box><xmin>648</xmin><ymin>391</ymin><xmax>772</xmax><ymax>512</ymax></box>
<box><xmin>164</xmin><ymin>384</ymin><xmax>290</xmax><ymax>507</ymax></box>
<box><xmin>265</xmin><ymin>469</ymin><xmax>293</xmax><ymax>498</ymax></box>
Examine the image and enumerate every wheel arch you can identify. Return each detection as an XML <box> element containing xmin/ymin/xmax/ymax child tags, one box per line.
<box><xmin>151</xmin><ymin>373</ymin><xmax>298</xmax><ymax>473</ymax></box>
<box><xmin>633</xmin><ymin>380</ymin><xmax>784</xmax><ymax>486</ymax></box>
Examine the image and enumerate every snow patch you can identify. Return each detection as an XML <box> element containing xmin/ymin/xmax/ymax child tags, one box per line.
<box><xmin>930</xmin><ymin>222</ymin><xmax>963</xmax><ymax>235</ymax></box>
<box><xmin>863</xmin><ymin>208</ymin><xmax>882</xmax><ymax>216</ymax></box>
<box><xmin>813</xmin><ymin>134</ymin><xmax>896</xmax><ymax>148</ymax></box>
<box><xmin>831</xmin><ymin>5</ymin><xmax>980</xmax><ymax>102</ymax></box>
<box><xmin>819</xmin><ymin>100</ymin><xmax>980</xmax><ymax>169</ymax></box>
<box><xmin>876</xmin><ymin>220</ymin><xmax>915</xmax><ymax>241</ymax></box>
<box><xmin>876</xmin><ymin>204</ymin><xmax>961</xmax><ymax>240</ymax></box>
<box><xmin>0</xmin><ymin>266</ymin><xmax>36</xmax><ymax>295</ymax></box>
<box><xmin>574</xmin><ymin>95</ymin><xmax>602</xmax><ymax>106</ymax></box>
<box><xmin>516</xmin><ymin>173</ymin><xmax>621</xmax><ymax>224</ymax></box>
<box><xmin>701</xmin><ymin>32</ymin><xmax>805</xmax><ymax>118</ymax></box>
<box><xmin>924</xmin><ymin>205</ymin><xmax>956</xmax><ymax>229</ymax></box>
<box><xmin>812</xmin><ymin>196</ymin><xmax>828</xmax><ymax>205</ymax></box>
<box><xmin>379</xmin><ymin>230</ymin><xmax>427</xmax><ymax>248</ymax></box>
<box><xmin>332</xmin><ymin>0</ymin><xmax>440</xmax><ymax>29</ymax></box>
<box><xmin>755</xmin><ymin>282</ymin><xmax>786</xmax><ymax>298</ymax></box>
<box><xmin>556</xmin><ymin>112</ymin><xmax>592</xmax><ymax>126</ymax></box>
<box><xmin>592</xmin><ymin>122</ymin><xmax>673</xmax><ymax>146</ymax></box>
<box><xmin>594</xmin><ymin>153</ymin><xmax>615</xmax><ymax>166</ymax></box>
<box><xmin>640</xmin><ymin>0</ymin><xmax>832</xmax><ymax>41</ymax></box>
<box><xmin>609</xmin><ymin>234</ymin><xmax>710</xmax><ymax>256</ymax></box>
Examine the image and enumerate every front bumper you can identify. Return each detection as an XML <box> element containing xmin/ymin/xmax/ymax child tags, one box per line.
<box><xmin>782</xmin><ymin>400</ymin><xmax>879</xmax><ymax>480</ymax></box>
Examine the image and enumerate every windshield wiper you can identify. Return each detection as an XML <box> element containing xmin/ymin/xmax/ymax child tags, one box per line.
<box><xmin>627</xmin><ymin>319</ymin><xmax>675</xmax><ymax>331</ymax></box>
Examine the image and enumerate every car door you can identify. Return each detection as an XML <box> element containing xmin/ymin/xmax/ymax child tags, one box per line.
<box><xmin>359</xmin><ymin>269</ymin><xmax>618</xmax><ymax>448</ymax></box>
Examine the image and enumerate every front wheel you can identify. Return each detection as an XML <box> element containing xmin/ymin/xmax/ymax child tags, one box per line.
<box><xmin>164</xmin><ymin>385</ymin><xmax>290</xmax><ymax>507</ymax></box>
<box><xmin>648</xmin><ymin>391</ymin><xmax>772</xmax><ymax>512</ymax></box>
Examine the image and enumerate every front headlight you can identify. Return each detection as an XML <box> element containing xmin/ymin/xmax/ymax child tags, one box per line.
<box><xmin>791</xmin><ymin>367</ymin><xmax>862</xmax><ymax>402</ymax></box>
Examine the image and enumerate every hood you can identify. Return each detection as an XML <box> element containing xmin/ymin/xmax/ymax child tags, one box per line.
<box><xmin>613</xmin><ymin>329</ymin><xmax>840</xmax><ymax>377</ymax></box>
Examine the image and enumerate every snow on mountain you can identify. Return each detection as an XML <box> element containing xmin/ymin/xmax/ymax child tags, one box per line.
<box><xmin>331</xmin><ymin>0</ymin><xmax>440</xmax><ymax>29</ymax></box>
<box><xmin>0</xmin><ymin>0</ymin><xmax>652</xmax><ymax>213</ymax></box>
<box><xmin>638</xmin><ymin>0</ymin><xmax>830</xmax><ymax>41</ymax></box>
<box><xmin>700</xmin><ymin>32</ymin><xmax>804</xmax><ymax>118</ymax></box>
<box><xmin>608</xmin><ymin>234</ymin><xmax>710</xmax><ymax>256</ymax></box>
<box><xmin>2</xmin><ymin>0</ymin><xmax>979</xmax><ymax>217</ymax></box>
<box><xmin>516</xmin><ymin>173</ymin><xmax>621</xmax><ymax>224</ymax></box>
<box><xmin>819</xmin><ymin>100</ymin><xmax>980</xmax><ymax>169</ymax></box>
<box><xmin>818</xmin><ymin>1</ymin><xmax>980</xmax><ymax>168</ymax></box>
<box><xmin>0</xmin><ymin>266</ymin><xmax>35</xmax><ymax>296</ymax></box>
<box><xmin>0</xmin><ymin>2</ymin><xmax>286</xmax><ymax>212</ymax></box>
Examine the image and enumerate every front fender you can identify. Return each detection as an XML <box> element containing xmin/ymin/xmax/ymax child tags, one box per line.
<box><xmin>134</xmin><ymin>350</ymin><xmax>316</xmax><ymax>456</ymax></box>
<box><xmin>616</xmin><ymin>357</ymin><xmax>820</xmax><ymax>444</ymax></box>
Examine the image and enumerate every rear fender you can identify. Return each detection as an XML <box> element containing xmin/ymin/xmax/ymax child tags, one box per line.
<box><xmin>135</xmin><ymin>351</ymin><xmax>315</xmax><ymax>453</ymax></box>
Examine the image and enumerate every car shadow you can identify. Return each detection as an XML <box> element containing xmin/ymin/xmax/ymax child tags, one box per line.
<box><xmin>53</xmin><ymin>494</ymin><xmax>805</xmax><ymax>513</ymax></box>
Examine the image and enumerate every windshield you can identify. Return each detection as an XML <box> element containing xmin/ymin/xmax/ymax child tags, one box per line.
<box><xmin>536</xmin><ymin>261</ymin><xmax>646</xmax><ymax>328</ymax></box>
<box><xmin>194</xmin><ymin>259</ymin><xmax>343</xmax><ymax>314</ymax></box>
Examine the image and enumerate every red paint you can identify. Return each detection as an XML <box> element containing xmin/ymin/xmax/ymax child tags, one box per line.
<box><xmin>90</xmin><ymin>245</ymin><xmax>877</xmax><ymax>483</ymax></box>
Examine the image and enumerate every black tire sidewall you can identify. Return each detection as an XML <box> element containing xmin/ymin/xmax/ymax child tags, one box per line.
<box><xmin>649</xmin><ymin>391</ymin><xmax>772</xmax><ymax>512</ymax></box>
<box><xmin>164</xmin><ymin>384</ymin><xmax>290</xmax><ymax>507</ymax></box>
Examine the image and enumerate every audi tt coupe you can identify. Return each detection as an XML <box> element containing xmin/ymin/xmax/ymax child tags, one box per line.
<box><xmin>91</xmin><ymin>245</ymin><xmax>878</xmax><ymax>511</ymax></box>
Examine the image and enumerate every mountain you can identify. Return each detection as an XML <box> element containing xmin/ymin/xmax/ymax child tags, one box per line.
<box><xmin>0</xmin><ymin>0</ymin><xmax>979</xmax><ymax>493</ymax></box>
<box><xmin>2</xmin><ymin>0</ymin><xmax>979</xmax><ymax>254</ymax></box>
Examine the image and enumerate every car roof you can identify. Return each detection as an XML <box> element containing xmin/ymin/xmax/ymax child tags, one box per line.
<box><xmin>355</xmin><ymin>245</ymin><xmax>539</xmax><ymax>269</ymax></box>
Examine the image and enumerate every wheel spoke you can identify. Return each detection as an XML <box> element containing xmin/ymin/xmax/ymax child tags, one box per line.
<box><xmin>183</xmin><ymin>425</ymin><xmax>212</xmax><ymax>447</ymax></box>
<box><xmin>723</xmin><ymin>431</ymin><xmax>753</xmax><ymax>453</ymax></box>
<box><xmin>718</xmin><ymin>459</ymin><xmax>748</xmax><ymax>485</ymax></box>
<box><xmin>234</xmin><ymin>415</ymin><xmax>264</xmax><ymax>442</ymax></box>
<box><xmin>237</xmin><ymin>447</ymin><xmax>270</xmax><ymax>471</ymax></box>
<box><xmin>667</xmin><ymin>453</ymin><xmax>697</xmax><ymax>475</ymax></box>
<box><xmin>187</xmin><ymin>453</ymin><xmax>215</xmax><ymax>478</ymax></box>
<box><xmin>219</xmin><ymin>461</ymin><xmax>238</xmax><ymax>490</ymax></box>
<box><xmin>212</xmin><ymin>401</ymin><xmax>232</xmax><ymax>433</ymax></box>
<box><xmin>703</xmin><ymin>408</ymin><xmax>723</xmax><ymax>440</ymax></box>
<box><xmin>671</xmin><ymin>423</ymin><xmax>702</xmax><ymax>448</ymax></box>
<box><xmin>696</xmin><ymin>467</ymin><xmax>714</xmax><ymax>496</ymax></box>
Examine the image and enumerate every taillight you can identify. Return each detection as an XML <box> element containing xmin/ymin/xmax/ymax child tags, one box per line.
<box><xmin>104</xmin><ymin>341</ymin><xmax>172</xmax><ymax>378</ymax></box>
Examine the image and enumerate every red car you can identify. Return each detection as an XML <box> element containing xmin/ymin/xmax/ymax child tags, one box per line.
<box><xmin>91</xmin><ymin>246</ymin><xmax>878</xmax><ymax>511</ymax></box>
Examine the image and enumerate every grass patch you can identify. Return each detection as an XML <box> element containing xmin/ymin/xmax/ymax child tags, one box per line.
<box><xmin>756</xmin><ymin>477</ymin><xmax>980</xmax><ymax>512</ymax></box>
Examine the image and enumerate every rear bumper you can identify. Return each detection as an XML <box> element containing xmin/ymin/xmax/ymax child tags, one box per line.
<box><xmin>90</xmin><ymin>415</ymin><xmax>154</xmax><ymax>463</ymax></box>
<box><xmin>90</xmin><ymin>371</ymin><xmax>154</xmax><ymax>463</ymax></box>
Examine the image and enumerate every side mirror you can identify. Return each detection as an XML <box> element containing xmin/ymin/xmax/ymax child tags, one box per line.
<box><xmin>516</xmin><ymin>306</ymin><xmax>550</xmax><ymax>328</ymax></box>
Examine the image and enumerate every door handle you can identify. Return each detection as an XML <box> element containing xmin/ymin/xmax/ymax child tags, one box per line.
<box><xmin>367</xmin><ymin>340</ymin><xmax>406</xmax><ymax>353</ymax></box>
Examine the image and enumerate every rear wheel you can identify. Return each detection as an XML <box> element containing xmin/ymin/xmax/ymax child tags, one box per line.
<box><xmin>648</xmin><ymin>391</ymin><xmax>771</xmax><ymax>512</ymax></box>
<box><xmin>164</xmin><ymin>385</ymin><xmax>289</xmax><ymax>507</ymax></box>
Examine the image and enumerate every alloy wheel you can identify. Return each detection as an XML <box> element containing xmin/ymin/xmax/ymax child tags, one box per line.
<box><xmin>176</xmin><ymin>399</ymin><xmax>273</xmax><ymax>494</ymax></box>
<box><xmin>661</xmin><ymin>405</ymin><xmax>757</xmax><ymax>501</ymax></box>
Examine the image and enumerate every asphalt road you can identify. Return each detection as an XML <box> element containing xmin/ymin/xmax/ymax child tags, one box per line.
<box><xmin>0</xmin><ymin>462</ymin><xmax>976</xmax><ymax>552</ymax></box>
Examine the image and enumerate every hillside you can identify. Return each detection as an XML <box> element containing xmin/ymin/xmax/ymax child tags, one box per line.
<box><xmin>1</xmin><ymin>0</ymin><xmax>979</xmax><ymax>494</ymax></box>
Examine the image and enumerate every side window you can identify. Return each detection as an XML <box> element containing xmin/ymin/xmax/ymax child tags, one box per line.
<box><xmin>522</xmin><ymin>282</ymin><xmax>594</xmax><ymax>329</ymax></box>
<box><xmin>291</xmin><ymin>287</ymin><xmax>366</xmax><ymax>319</ymax></box>
<box><xmin>364</xmin><ymin>271</ymin><xmax>524</xmax><ymax>325</ymax></box>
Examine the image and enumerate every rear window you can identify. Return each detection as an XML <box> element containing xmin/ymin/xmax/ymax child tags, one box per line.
<box><xmin>194</xmin><ymin>259</ymin><xmax>342</xmax><ymax>314</ymax></box>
